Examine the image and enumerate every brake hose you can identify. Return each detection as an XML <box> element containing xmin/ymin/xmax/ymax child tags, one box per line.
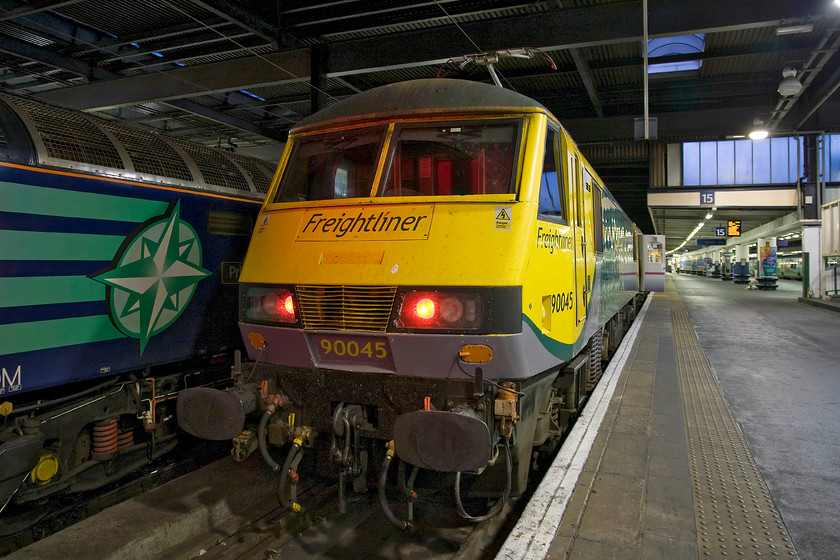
<box><xmin>258</xmin><ymin>408</ymin><xmax>302</xmax><ymax>512</ymax></box>
<box><xmin>454</xmin><ymin>436</ymin><xmax>512</xmax><ymax>522</ymax></box>
<box><xmin>378</xmin><ymin>443</ymin><xmax>413</xmax><ymax>531</ymax></box>
<box><xmin>278</xmin><ymin>439</ymin><xmax>302</xmax><ymax>511</ymax></box>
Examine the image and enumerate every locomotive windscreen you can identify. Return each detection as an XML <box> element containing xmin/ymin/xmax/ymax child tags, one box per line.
<box><xmin>272</xmin><ymin>119</ymin><xmax>521</xmax><ymax>202</ymax></box>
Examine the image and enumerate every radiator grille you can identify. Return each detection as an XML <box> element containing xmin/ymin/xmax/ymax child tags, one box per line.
<box><xmin>100</xmin><ymin>121</ymin><xmax>194</xmax><ymax>182</ymax></box>
<box><xmin>169</xmin><ymin>138</ymin><xmax>253</xmax><ymax>192</ymax></box>
<box><xmin>6</xmin><ymin>96</ymin><xmax>123</xmax><ymax>168</ymax></box>
<box><xmin>226</xmin><ymin>151</ymin><xmax>274</xmax><ymax>194</ymax></box>
<box><xmin>297</xmin><ymin>286</ymin><xmax>397</xmax><ymax>332</ymax></box>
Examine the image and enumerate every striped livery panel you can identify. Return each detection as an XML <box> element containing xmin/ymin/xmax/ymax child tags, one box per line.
<box><xmin>0</xmin><ymin>163</ymin><xmax>259</xmax><ymax>395</ymax></box>
<box><xmin>0</xmin><ymin>181</ymin><xmax>168</xmax><ymax>356</ymax></box>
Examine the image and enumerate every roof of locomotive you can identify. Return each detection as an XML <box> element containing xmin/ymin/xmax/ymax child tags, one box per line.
<box><xmin>293</xmin><ymin>78</ymin><xmax>549</xmax><ymax>132</ymax></box>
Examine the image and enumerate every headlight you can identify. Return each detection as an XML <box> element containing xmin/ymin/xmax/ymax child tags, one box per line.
<box><xmin>394</xmin><ymin>289</ymin><xmax>485</xmax><ymax>331</ymax></box>
<box><xmin>241</xmin><ymin>285</ymin><xmax>299</xmax><ymax>325</ymax></box>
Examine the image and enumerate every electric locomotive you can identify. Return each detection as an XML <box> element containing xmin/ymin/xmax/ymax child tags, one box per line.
<box><xmin>178</xmin><ymin>78</ymin><xmax>641</xmax><ymax>525</ymax></box>
<box><xmin>0</xmin><ymin>94</ymin><xmax>268</xmax><ymax>531</ymax></box>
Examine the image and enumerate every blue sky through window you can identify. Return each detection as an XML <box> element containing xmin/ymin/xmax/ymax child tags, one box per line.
<box><xmin>683</xmin><ymin>138</ymin><xmax>805</xmax><ymax>186</ymax></box>
<box><xmin>648</xmin><ymin>34</ymin><xmax>705</xmax><ymax>74</ymax></box>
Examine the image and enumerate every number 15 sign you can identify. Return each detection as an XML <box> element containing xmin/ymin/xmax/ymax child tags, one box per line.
<box><xmin>700</xmin><ymin>190</ymin><xmax>715</xmax><ymax>205</ymax></box>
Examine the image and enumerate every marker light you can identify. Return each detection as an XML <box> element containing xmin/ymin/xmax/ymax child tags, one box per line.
<box><xmin>248</xmin><ymin>331</ymin><xmax>267</xmax><ymax>350</ymax></box>
<box><xmin>459</xmin><ymin>344</ymin><xmax>493</xmax><ymax>363</ymax></box>
<box><xmin>440</xmin><ymin>296</ymin><xmax>464</xmax><ymax>322</ymax></box>
<box><xmin>282</xmin><ymin>294</ymin><xmax>295</xmax><ymax>316</ymax></box>
<box><xmin>415</xmin><ymin>298</ymin><xmax>436</xmax><ymax>320</ymax></box>
<box><xmin>242</xmin><ymin>286</ymin><xmax>299</xmax><ymax>324</ymax></box>
<box><xmin>396</xmin><ymin>289</ymin><xmax>484</xmax><ymax>331</ymax></box>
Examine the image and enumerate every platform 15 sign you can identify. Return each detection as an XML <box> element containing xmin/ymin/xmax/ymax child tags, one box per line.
<box><xmin>700</xmin><ymin>190</ymin><xmax>715</xmax><ymax>205</ymax></box>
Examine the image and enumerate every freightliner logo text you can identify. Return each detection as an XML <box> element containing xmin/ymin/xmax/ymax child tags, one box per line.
<box><xmin>297</xmin><ymin>206</ymin><xmax>434</xmax><ymax>241</ymax></box>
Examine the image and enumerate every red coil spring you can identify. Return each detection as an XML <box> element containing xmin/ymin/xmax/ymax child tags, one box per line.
<box><xmin>117</xmin><ymin>430</ymin><xmax>134</xmax><ymax>449</ymax></box>
<box><xmin>92</xmin><ymin>418</ymin><xmax>119</xmax><ymax>454</ymax></box>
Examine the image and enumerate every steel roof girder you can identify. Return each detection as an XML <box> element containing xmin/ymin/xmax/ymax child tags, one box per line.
<box><xmin>32</xmin><ymin>0</ymin><xmax>829</xmax><ymax>111</ymax></box>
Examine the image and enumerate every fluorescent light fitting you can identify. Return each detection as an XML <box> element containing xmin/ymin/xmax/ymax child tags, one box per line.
<box><xmin>776</xmin><ymin>24</ymin><xmax>814</xmax><ymax>35</ymax></box>
<box><xmin>749</xmin><ymin>129</ymin><xmax>769</xmax><ymax>140</ymax></box>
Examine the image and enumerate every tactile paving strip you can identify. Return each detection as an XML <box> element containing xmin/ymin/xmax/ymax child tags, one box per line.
<box><xmin>667</xmin><ymin>279</ymin><xmax>797</xmax><ymax>558</ymax></box>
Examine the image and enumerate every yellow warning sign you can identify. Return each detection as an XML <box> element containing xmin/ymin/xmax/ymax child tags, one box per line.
<box><xmin>495</xmin><ymin>205</ymin><xmax>512</xmax><ymax>231</ymax></box>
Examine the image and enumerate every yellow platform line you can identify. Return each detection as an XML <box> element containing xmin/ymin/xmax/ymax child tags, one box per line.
<box><xmin>667</xmin><ymin>277</ymin><xmax>797</xmax><ymax>559</ymax></box>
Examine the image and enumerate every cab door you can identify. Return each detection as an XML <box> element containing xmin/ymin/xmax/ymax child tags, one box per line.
<box><xmin>568</xmin><ymin>152</ymin><xmax>587</xmax><ymax>325</ymax></box>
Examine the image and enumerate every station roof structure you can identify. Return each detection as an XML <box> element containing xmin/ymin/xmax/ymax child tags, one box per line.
<box><xmin>2</xmin><ymin>0</ymin><xmax>839</xmax><ymax>250</ymax></box>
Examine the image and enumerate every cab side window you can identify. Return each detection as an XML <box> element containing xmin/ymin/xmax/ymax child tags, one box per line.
<box><xmin>538</xmin><ymin>129</ymin><xmax>565</xmax><ymax>221</ymax></box>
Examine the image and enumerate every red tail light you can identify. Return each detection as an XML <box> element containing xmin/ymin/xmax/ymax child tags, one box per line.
<box><xmin>396</xmin><ymin>290</ymin><xmax>483</xmax><ymax>331</ymax></box>
<box><xmin>282</xmin><ymin>294</ymin><xmax>295</xmax><ymax>317</ymax></box>
<box><xmin>414</xmin><ymin>297</ymin><xmax>436</xmax><ymax>320</ymax></box>
<box><xmin>242</xmin><ymin>286</ymin><xmax>298</xmax><ymax>324</ymax></box>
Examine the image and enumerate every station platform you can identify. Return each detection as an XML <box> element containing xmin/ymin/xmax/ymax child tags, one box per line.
<box><xmin>498</xmin><ymin>274</ymin><xmax>840</xmax><ymax>560</ymax></box>
<box><xmin>4</xmin><ymin>453</ymin><xmax>280</xmax><ymax>560</ymax></box>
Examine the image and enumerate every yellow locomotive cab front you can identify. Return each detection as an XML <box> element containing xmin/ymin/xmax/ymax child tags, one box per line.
<box><xmin>178</xmin><ymin>79</ymin><xmax>642</xmax><ymax>524</ymax></box>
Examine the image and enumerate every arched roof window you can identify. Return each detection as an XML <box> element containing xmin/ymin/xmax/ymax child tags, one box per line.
<box><xmin>648</xmin><ymin>34</ymin><xmax>705</xmax><ymax>74</ymax></box>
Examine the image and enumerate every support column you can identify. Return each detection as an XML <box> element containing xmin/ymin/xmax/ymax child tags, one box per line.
<box><xmin>310</xmin><ymin>45</ymin><xmax>329</xmax><ymax>114</ymax></box>
<box><xmin>711</xmin><ymin>250</ymin><xmax>721</xmax><ymax>278</ymax></box>
<box><xmin>721</xmin><ymin>249</ymin><xmax>733</xmax><ymax>281</ymax></box>
<box><xmin>756</xmin><ymin>237</ymin><xmax>778</xmax><ymax>290</ymax></box>
<box><xmin>802</xmin><ymin>225</ymin><xmax>822</xmax><ymax>298</ymax></box>
<box><xmin>733</xmin><ymin>245</ymin><xmax>750</xmax><ymax>283</ymax></box>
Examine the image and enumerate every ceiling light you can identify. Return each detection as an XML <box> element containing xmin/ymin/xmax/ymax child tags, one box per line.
<box><xmin>749</xmin><ymin>118</ymin><xmax>768</xmax><ymax>140</ymax></box>
<box><xmin>775</xmin><ymin>24</ymin><xmax>814</xmax><ymax>35</ymax></box>
<box><xmin>778</xmin><ymin>67</ymin><xmax>803</xmax><ymax>96</ymax></box>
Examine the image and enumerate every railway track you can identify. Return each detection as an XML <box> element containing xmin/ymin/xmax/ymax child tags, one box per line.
<box><xmin>173</xmin><ymin>477</ymin><xmax>523</xmax><ymax>560</ymax></box>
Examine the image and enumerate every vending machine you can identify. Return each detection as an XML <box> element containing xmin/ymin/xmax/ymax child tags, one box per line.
<box><xmin>640</xmin><ymin>234</ymin><xmax>666</xmax><ymax>291</ymax></box>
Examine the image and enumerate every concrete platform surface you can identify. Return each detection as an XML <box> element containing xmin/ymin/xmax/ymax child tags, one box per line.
<box><xmin>6</xmin><ymin>453</ymin><xmax>277</xmax><ymax>560</ymax></box>
<box><xmin>497</xmin><ymin>275</ymin><xmax>834</xmax><ymax>560</ymax></box>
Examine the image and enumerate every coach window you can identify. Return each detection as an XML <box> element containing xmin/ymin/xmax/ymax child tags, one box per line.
<box><xmin>538</xmin><ymin>128</ymin><xmax>565</xmax><ymax>222</ymax></box>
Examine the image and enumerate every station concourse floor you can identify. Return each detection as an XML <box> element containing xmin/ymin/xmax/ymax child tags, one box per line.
<box><xmin>498</xmin><ymin>274</ymin><xmax>840</xmax><ymax>560</ymax></box>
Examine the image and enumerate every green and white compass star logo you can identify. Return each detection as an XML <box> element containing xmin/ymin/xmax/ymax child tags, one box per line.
<box><xmin>93</xmin><ymin>200</ymin><xmax>210</xmax><ymax>354</ymax></box>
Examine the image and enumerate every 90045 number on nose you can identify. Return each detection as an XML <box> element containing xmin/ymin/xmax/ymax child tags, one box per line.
<box><xmin>311</xmin><ymin>334</ymin><xmax>394</xmax><ymax>370</ymax></box>
<box><xmin>319</xmin><ymin>338</ymin><xmax>387</xmax><ymax>358</ymax></box>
